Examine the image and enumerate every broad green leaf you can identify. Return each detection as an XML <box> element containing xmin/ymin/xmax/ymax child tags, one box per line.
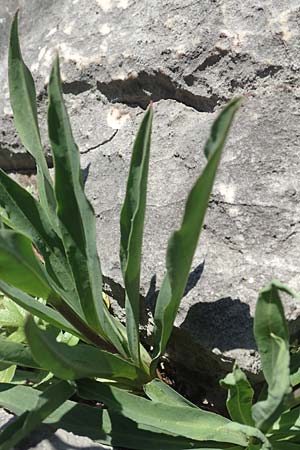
<box><xmin>0</xmin><ymin>380</ymin><xmax>75</xmax><ymax>450</ymax></box>
<box><xmin>0</xmin><ymin>282</ymin><xmax>81</xmax><ymax>338</ymax></box>
<box><xmin>0</xmin><ymin>169</ymin><xmax>82</xmax><ymax>316</ymax></box>
<box><xmin>144</xmin><ymin>378</ymin><xmax>197</xmax><ymax>408</ymax></box>
<box><xmin>48</xmin><ymin>56</ymin><xmax>127</xmax><ymax>357</ymax></box>
<box><xmin>0</xmin><ymin>337</ymin><xmax>40</xmax><ymax>369</ymax></box>
<box><xmin>120</xmin><ymin>105</ymin><xmax>153</xmax><ymax>365</ymax></box>
<box><xmin>0</xmin><ymin>383</ymin><xmax>239</xmax><ymax>450</ymax></box>
<box><xmin>77</xmin><ymin>379</ymin><xmax>269</xmax><ymax>447</ymax></box>
<box><xmin>152</xmin><ymin>98</ymin><xmax>243</xmax><ymax>366</ymax></box>
<box><xmin>0</xmin><ymin>295</ymin><xmax>25</xmax><ymax>328</ymax></box>
<box><xmin>8</xmin><ymin>12</ymin><xmax>57</xmax><ymax>229</ymax></box>
<box><xmin>0</xmin><ymin>230</ymin><xmax>51</xmax><ymax>298</ymax></box>
<box><xmin>272</xmin><ymin>404</ymin><xmax>300</xmax><ymax>432</ymax></box>
<box><xmin>252</xmin><ymin>281</ymin><xmax>292</xmax><ymax>433</ymax></box>
<box><xmin>271</xmin><ymin>443</ymin><xmax>300</xmax><ymax>450</ymax></box>
<box><xmin>25</xmin><ymin>317</ymin><xmax>149</xmax><ymax>385</ymax></box>
<box><xmin>0</xmin><ymin>366</ymin><xmax>16</xmax><ymax>383</ymax></box>
<box><xmin>220</xmin><ymin>366</ymin><xmax>254</xmax><ymax>426</ymax></box>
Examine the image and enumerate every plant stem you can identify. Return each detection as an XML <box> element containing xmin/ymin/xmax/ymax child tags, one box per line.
<box><xmin>49</xmin><ymin>295</ymin><xmax>119</xmax><ymax>354</ymax></box>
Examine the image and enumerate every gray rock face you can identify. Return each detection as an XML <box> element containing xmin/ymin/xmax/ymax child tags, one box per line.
<box><xmin>1</xmin><ymin>0</ymin><xmax>300</xmax><ymax>412</ymax></box>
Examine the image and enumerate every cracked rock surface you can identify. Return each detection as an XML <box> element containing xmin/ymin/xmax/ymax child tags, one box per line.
<box><xmin>1</xmin><ymin>0</ymin><xmax>300</xmax><ymax>422</ymax></box>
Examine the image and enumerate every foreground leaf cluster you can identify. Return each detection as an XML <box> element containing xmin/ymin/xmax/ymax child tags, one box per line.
<box><xmin>0</xmin><ymin>11</ymin><xmax>299</xmax><ymax>450</ymax></box>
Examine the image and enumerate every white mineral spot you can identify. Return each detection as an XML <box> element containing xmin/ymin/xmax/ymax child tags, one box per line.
<box><xmin>164</xmin><ymin>18</ymin><xmax>175</xmax><ymax>29</ymax></box>
<box><xmin>43</xmin><ymin>48</ymin><xmax>55</xmax><ymax>68</ymax></box>
<box><xmin>64</xmin><ymin>22</ymin><xmax>74</xmax><ymax>35</ymax></box>
<box><xmin>38</xmin><ymin>46</ymin><xmax>47</xmax><ymax>62</ymax></box>
<box><xmin>107</xmin><ymin>107</ymin><xmax>130</xmax><ymax>129</ymax></box>
<box><xmin>175</xmin><ymin>44</ymin><xmax>187</xmax><ymax>58</ymax></box>
<box><xmin>218</xmin><ymin>183</ymin><xmax>236</xmax><ymax>203</ymax></box>
<box><xmin>58</xmin><ymin>43</ymin><xmax>101</xmax><ymax>67</ymax></box>
<box><xmin>248</xmin><ymin>277</ymin><xmax>254</xmax><ymax>284</ymax></box>
<box><xmin>100</xmin><ymin>40</ymin><xmax>108</xmax><ymax>54</ymax></box>
<box><xmin>100</xmin><ymin>23</ymin><xmax>111</xmax><ymax>35</ymax></box>
<box><xmin>30</xmin><ymin>62</ymin><xmax>39</xmax><ymax>72</ymax></box>
<box><xmin>96</xmin><ymin>0</ymin><xmax>112</xmax><ymax>12</ymax></box>
<box><xmin>270</xmin><ymin>10</ymin><xmax>292</xmax><ymax>42</ymax></box>
<box><xmin>46</xmin><ymin>27</ymin><xmax>57</xmax><ymax>38</ymax></box>
<box><xmin>3</xmin><ymin>105</ymin><xmax>12</xmax><ymax>116</ymax></box>
<box><xmin>118</xmin><ymin>0</ymin><xmax>129</xmax><ymax>8</ymax></box>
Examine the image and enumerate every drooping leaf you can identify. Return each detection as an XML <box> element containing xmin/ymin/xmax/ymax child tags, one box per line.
<box><xmin>0</xmin><ymin>380</ymin><xmax>75</xmax><ymax>450</ymax></box>
<box><xmin>47</xmin><ymin>56</ymin><xmax>127</xmax><ymax>357</ymax></box>
<box><xmin>0</xmin><ymin>337</ymin><xmax>40</xmax><ymax>369</ymax></box>
<box><xmin>0</xmin><ymin>366</ymin><xmax>16</xmax><ymax>383</ymax></box>
<box><xmin>220</xmin><ymin>366</ymin><xmax>254</xmax><ymax>426</ymax></box>
<box><xmin>0</xmin><ymin>230</ymin><xmax>51</xmax><ymax>298</ymax></box>
<box><xmin>252</xmin><ymin>281</ymin><xmax>292</xmax><ymax>433</ymax></box>
<box><xmin>144</xmin><ymin>378</ymin><xmax>197</xmax><ymax>408</ymax></box>
<box><xmin>120</xmin><ymin>105</ymin><xmax>153</xmax><ymax>365</ymax></box>
<box><xmin>152</xmin><ymin>98</ymin><xmax>243</xmax><ymax>367</ymax></box>
<box><xmin>0</xmin><ymin>383</ymin><xmax>241</xmax><ymax>450</ymax></box>
<box><xmin>77</xmin><ymin>379</ymin><xmax>269</xmax><ymax>448</ymax></box>
<box><xmin>25</xmin><ymin>317</ymin><xmax>149</xmax><ymax>385</ymax></box>
<box><xmin>0</xmin><ymin>282</ymin><xmax>81</xmax><ymax>338</ymax></box>
<box><xmin>8</xmin><ymin>12</ymin><xmax>57</xmax><ymax>229</ymax></box>
<box><xmin>0</xmin><ymin>169</ymin><xmax>82</xmax><ymax>316</ymax></box>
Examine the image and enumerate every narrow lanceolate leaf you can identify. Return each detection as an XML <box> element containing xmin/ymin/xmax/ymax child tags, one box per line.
<box><xmin>252</xmin><ymin>281</ymin><xmax>292</xmax><ymax>433</ymax></box>
<box><xmin>0</xmin><ymin>230</ymin><xmax>51</xmax><ymax>298</ymax></box>
<box><xmin>0</xmin><ymin>380</ymin><xmax>75</xmax><ymax>450</ymax></box>
<box><xmin>48</xmin><ymin>56</ymin><xmax>126</xmax><ymax>356</ymax></box>
<box><xmin>220</xmin><ymin>366</ymin><xmax>254</xmax><ymax>426</ymax></box>
<box><xmin>0</xmin><ymin>338</ymin><xmax>40</xmax><ymax>369</ymax></box>
<box><xmin>0</xmin><ymin>282</ymin><xmax>81</xmax><ymax>338</ymax></box>
<box><xmin>8</xmin><ymin>12</ymin><xmax>57</xmax><ymax>229</ymax></box>
<box><xmin>0</xmin><ymin>384</ymin><xmax>240</xmax><ymax>450</ymax></box>
<box><xmin>152</xmin><ymin>98</ymin><xmax>243</xmax><ymax>366</ymax></box>
<box><xmin>120</xmin><ymin>105</ymin><xmax>153</xmax><ymax>365</ymax></box>
<box><xmin>0</xmin><ymin>169</ymin><xmax>82</xmax><ymax>316</ymax></box>
<box><xmin>25</xmin><ymin>317</ymin><xmax>149</xmax><ymax>385</ymax></box>
<box><xmin>144</xmin><ymin>378</ymin><xmax>197</xmax><ymax>408</ymax></box>
<box><xmin>77</xmin><ymin>379</ymin><xmax>270</xmax><ymax>448</ymax></box>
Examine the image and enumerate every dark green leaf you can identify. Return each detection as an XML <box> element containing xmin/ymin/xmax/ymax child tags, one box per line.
<box><xmin>77</xmin><ymin>379</ymin><xmax>269</xmax><ymax>447</ymax></box>
<box><xmin>0</xmin><ymin>230</ymin><xmax>51</xmax><ymax>298</ymax></box>
<box><xmin>220</xmin><ymin>366</ymin><xmax>254</xmax><ymax>426</ymax></box>
<box><xmin>0</xmin><ymin>383</ymin><xmax>241</xmax><ymax>450</ymax></box>
<box><xmin>0</xmin><ymin>337</ymin><xmax>40</xmax><ymax>369</ymax></box>
<box><xmin>0</xmin><ymin>380</ymin><xmax>75</xmax><ymax>450</ymax></box>
<box><xmin>25</xmin><ymin>317</ymin><xmax>149</xmax><ymax>385</ymax></box>
<box><xmin>152</xmin><ymin>98</ymin><xmax>243</xmax><ymax>366</ymax></box>
<box><xmin>8</xmin><ymin>12</ymin><xmax>57</xmax><ymax>229</ymax></box>
<box><xmin>0</xmin><ymin>169</ymin><xmax>83</xmax><ymax>316</ymax></box>
<box><xmin>144</xmin><ymin>378</ymin><xmax>197</xmax><ymax>408</ymax></box>
<box><xmin>48</xmin><ymin>56</ymin><xmax>127</xmax><ymax>357</ymax></box>
<box><xmin>0</xmin><ymin>281</ymin><xmax>81</xmax><ymax>338</ymax></box>
<box><xmin>252</xmin><ymin>281</ymin><xmax>292</xmax><ymax>433</ymax></box>
<box><xmin>120</xmin><ymin>105</ymin><xmax>153</xmax><ymax>365</ymax></box>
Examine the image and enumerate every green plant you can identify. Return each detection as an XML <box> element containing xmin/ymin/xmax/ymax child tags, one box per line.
<box><xmin>3</xmin><ymin>11</ymin><xmax>299</xmax><ymax>450</ymax></box>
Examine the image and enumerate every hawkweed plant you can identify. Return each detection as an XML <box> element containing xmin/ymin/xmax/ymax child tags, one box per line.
<box><xmin>4</xmin><ymin>11</ymin><xmax>299</xmax><ymax>450</ymax></box>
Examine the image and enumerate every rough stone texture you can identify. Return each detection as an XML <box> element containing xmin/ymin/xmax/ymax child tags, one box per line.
<box><xmin>1</xmin><ymin>0</ymin><xmax>300</xmax><ymax>415</ymax></box>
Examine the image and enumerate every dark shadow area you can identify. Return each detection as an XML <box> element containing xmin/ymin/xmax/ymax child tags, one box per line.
<box><xmin>62</xmin><ymin>80</ymin><xmax>93</xmax><ymax>95</ymax></box>
<box><xmin>145</xmin><ymin>261</ymin><xmax>205</xmax><ymax>313</ymax></box>
<box><xmin>183</xmin><ymin>261</ymin><xmax>205</xmax><ymax>297</ymax></box>
<box><xmin>180</xmin><ymin>296</ymin><xmax>256</xmax><ymax>352</ymax></box>
<box><xmin>81</xmin><ymin>163</ymin><xmax>91</xmax><ymax>186</ymax></box>
<box><xmin>96</xmin><ymin>71</ymin><xmax>222</xmax><ymax>112</ymax></box>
